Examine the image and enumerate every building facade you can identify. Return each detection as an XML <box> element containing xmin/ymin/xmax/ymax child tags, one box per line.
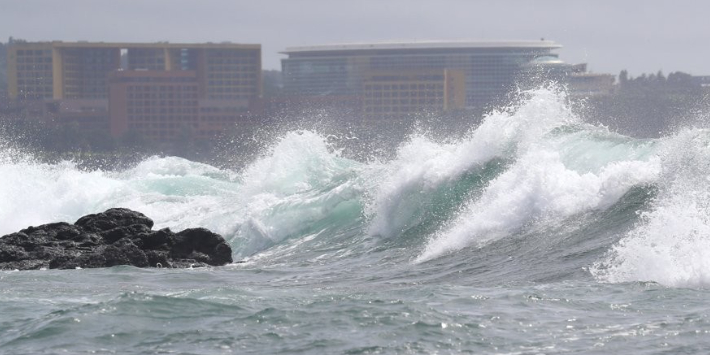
<box><xmin>281</xmin><ymin>41</ymin><xmax>564</xmax><ymax>110</ymax></box>
<box><xmin>362</xmin><ymin>69</ymin><xmax>465</xmax><ymax>123</ymax></box>
<box><xmin>108</xmin><ymin>70</ymin><xmax>199</xmax><ymax>141</ymax></box>
<box><xmin>6</xmin><ymin>40</ymin><xmax>262</xmax><ymax>143</ymax></box>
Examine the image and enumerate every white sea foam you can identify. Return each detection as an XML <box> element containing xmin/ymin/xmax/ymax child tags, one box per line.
<box><xmin>0</xmin><ymin>130</ymin><xmax>363</xmax><ymax>259</ymax></box>
<box><xmin>0</xmin><ymin>87</ymin><xmax>689</xmax><ymax>270</ymax></box>
<box><xmin>592</xmin><ymin>128</ymin><xmax>710</xmax><ymax>287</ymax></box>
<box><xmin>230</xmin><ymin>130</ymin><xmax>363</xmax><ymax>256</ymax></box>
<box><xmin>0</xmin><ymin>159</ymin><xmax>120</xmax><ymax>233</ymax></box>
<box><xmin>413</xmin><ymin>89</ymin><xmax>660</xmax><ymax>262</ymax></box>
<box><xmin>0</xmin><ymin>154</ymin><xmax>241</xmax><ymax>236</ymax></box>
<box><xmin>367</xmin><ymin>88</ymin><xmax>578</xmax><ymax>238</ymax></box>
<box><xmin>417</xmin><ymin>150</ymin><xmax>659</xmax><ymax>262</ymax></box>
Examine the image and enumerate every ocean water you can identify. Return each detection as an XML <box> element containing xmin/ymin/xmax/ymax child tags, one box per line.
<box><xmin>2</xmin><ymin>88</ymin><xmax>710</xmax><ymax>354</ymax></box>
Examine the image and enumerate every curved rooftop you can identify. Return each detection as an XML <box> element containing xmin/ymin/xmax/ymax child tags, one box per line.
<box><xmin>282</xmin><ymin>40</ymin><xmax>561</xmax><ymax>54</ymax></box>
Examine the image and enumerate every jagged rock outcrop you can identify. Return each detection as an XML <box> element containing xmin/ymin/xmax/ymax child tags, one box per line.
<box><xmin>0</xmin><ymin>208</ymin><xmax>233</xmax><ymax>270</ymax></box>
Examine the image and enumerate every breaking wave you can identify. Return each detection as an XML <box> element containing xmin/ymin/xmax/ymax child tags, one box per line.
<box><xmin>2</xmin><ymin>87</ymin><xmax>710</xmax><ymax>288</ymax></box>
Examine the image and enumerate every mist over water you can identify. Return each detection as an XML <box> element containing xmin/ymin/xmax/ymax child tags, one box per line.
<box><xmin>3</xmin><ymin>87</ymin><xmax>710</xmax><ymax>354</ymax></box>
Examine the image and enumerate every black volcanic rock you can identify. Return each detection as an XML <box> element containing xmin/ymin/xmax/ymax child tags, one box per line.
<box><xmin>0</xmin><ymin>208</ymin><xmax>233</xmax><ymax>270</ymax></box>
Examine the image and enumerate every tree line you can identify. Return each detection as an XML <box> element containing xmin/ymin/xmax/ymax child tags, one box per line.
<box><xmin>618</xmin><ymin>69</ymin><xmax>702</xmax><ymax>94</ymax></box>
<box><xmin>581</xmin><ymin>69</ymin><xmax>707</xmax><ymax>138</ymax></box>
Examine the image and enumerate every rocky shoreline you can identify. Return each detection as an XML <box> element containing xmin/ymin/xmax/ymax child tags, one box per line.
<box><xmin>0</xmin><ymin>208</ymin><xmax>233</xmax><ymax>270</ymax></box>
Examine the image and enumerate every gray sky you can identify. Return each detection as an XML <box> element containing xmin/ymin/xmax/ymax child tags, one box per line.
<box><xmin>2</xmin><ymin>0</ymin><xmax>709</xmax><ymax>76</ymax></box>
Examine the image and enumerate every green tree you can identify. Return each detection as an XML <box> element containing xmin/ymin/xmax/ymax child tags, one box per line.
<box><xmin>0</xmin><ymin>42</ymin><xmax>7</xmax><ymax>95</ymax></box>
<box><xmin>619</xmin><ymin>70</ymin><xmax>628</xmax><ymax>86</ymax></box>
<box><xmin>656</xmin><ymin>70</ymin><xmax>666</xmax><ymax>82</ymax></box>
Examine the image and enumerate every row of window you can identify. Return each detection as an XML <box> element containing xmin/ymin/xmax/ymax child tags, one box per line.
<box><xmin>17</xmin><ymin>78</ymin><xmax>52</xmax><ymax>85</ymax></box>
<box><xmin>128</xmin><ymin>107</ymin><xmax>199</xmax><ymax>114</ymax></box>
<box><xmin>206</xmin><ymin>87</ymin><xmax>255</xmax><ymax>95</ymax></box>
<box><xmin>365</xmin><ymin>91</ymin><xmax>444</xmax><ymax>100</ymax></box>
<box><xmin>128</xmin><ymin>85</ymin><xmax>198</xmax><ymax>92</ymax></box>
<box><xmin>120</xmin><ymin>77</ymin><xmax>197</xmax><ymax>84</ymax></box>
<box><xmin>369</xmin><ymin>75</ymin><xmax>445</xmax><ymax>82</ymax></box>
<box><xmin>200</xmin><ymin>107</ymin><xmax>248</xmax><ymax>113</ymax></box>
<box><xmin>64</xmin><ymin>79</ymin><xmax>107</xmax><ymax>86</ymax></box>
<box><xmin>206</xmin><ymin>94</ymin><xmax>251</xmax><ymax>100</ymax></box>
<box><xmin>15</xmin><ymin>57</ymin><xmax>52</xmax><ymax>64</ymax></box>
<box><xmin>207</xmin><ymin>79</ymin><xmax>257</xmax><ymax>86</ymax></box>
<box><xmin>129</xmin><ymin>57</ymin><xmax>165</xmax><ymax>63</ymax></box>
<box><xmin>67</xmin><ymin>58</ymin><xmax>115</xmax><ymax>65</ymax></box>
<box><xmin>128</xmin><ymin>122</ymin><xmax>194</xmax><ymax>129</ymax></box>
<box><xmin>16</xmin><ymin>66</ymin><xmax>52</xmax><ymax>73</ymax></box>
<box><xmin>206</xmin><ymin>58</ymin><xmax>258</xmax><ymax>65</ymax></box>
<box><xmin>364</xmin><ymin>103</ymin><xmax>441</xmax><ymax>113</ymax></box>
<box><xmin>16</xmin><ymin>49</ymin><xmax>51</xmax><ymax>56</ymax></box>
<box><xmin>17</xmin><ymin>88</ymin><xmax>52</xmax><ymax>96</ymax></box>
<box><xmin>364</xmin><ymin>98</ymin><xmax>443</xmax><ymax>107</ymax></box>
<box><xmin>366</xmin><ymin>83</ymin><xmax>444</xmax><ymax>91</ymax></box>
<box><xmin>127</xmin><ymin>93</ymin><xmax>198</xmax><ymax>100</ymax></box>
<box><xmin>206</xmin><ymin>87</ymin><xmax>255</xmax><ymax>94</ymax></box>
<box><xmin>206</xmin><ymin>65</ymin><xmax>258</xmax><ymax>72</ymax></box>
<box><xmin>62</xmin><ymin>69</ymin><xmax>117</xmax><ymax>76</ymax></box>
<box><xmin>129</xmin><ymin>116</ymin><xmax>240</xmax><ymax>124</ymax></box>
<box><xmin>364</xmin><ymin>91</ymin><xmax>444</xmax><ymax>99</ymax></box>
<box><xmin>207</xmin><ymin>73</ymin><xmax>255</xmax><ymax>80</ymax></box>
<box><xmin>128</xmin><ymin>65</ymin><xmax>165</xmax><ymax>71</ymax></box>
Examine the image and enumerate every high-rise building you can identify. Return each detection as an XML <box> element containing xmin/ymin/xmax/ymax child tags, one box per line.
<box><xmin>108</xmin><ymin>70</ymin><xmax>199</xmax><ymax>141</ymax></box>
<box><xmin>281</xmin><ymin>40</ymin><xmax>564</xmax><ymax>110</ymax></box>
<box><xmin>6</xmin><ymin>41</ymin><xmax>262</xmax><ymax>142</ymax></box>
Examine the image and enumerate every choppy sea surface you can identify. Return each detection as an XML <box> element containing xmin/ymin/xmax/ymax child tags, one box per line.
<box><xmin>2</xmin><ymin>89</ymin><xmax>710</xmax><ymax>354</ymax></box>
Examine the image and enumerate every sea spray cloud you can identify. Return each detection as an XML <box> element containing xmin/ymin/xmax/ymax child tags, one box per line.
<box><xmin>230</xmin><ymin>130</ymin><xmax>364</xmax><ymax>257</ymax></box>
<box><xmin>592</xmin><ymin>128</ymin><xmax>710</xmax><ymax>287</ymax></box>
<box><xmin>412</xmin><ymin>88</ymin><xmax>660</xmax><ymax>262</ymax></box>
<box><xmin>417</xmin><ymin>150</ymin><xmax>660</xmax><ymax>262</ymax></box>
<box><xmin>366</xmin><ymin>87</ymin><xmax>577</xmax><ymax>239</ymax></box>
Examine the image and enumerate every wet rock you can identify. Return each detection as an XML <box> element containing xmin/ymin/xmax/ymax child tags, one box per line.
<box><xmin>74</xmin><ymin>208</ymin><xmax>154</xmax><ymax>232</ymax></box>
<box><xmin>0</xmin><ymin>208</ymin><xmax>233</xmax><ymax>270</ymax></box>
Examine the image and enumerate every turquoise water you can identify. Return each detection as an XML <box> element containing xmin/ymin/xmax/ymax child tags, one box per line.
<box><xmin>2</xmin><ymin>88</ymin><xmax>710</xmax><ymax>354</ymax></box>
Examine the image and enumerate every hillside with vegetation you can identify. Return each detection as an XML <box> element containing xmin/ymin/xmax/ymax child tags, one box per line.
<box><xmin>583</xmin><ymin>70</ymin><xmax>708</xmax><ymax>138</ymax></box>
<box><xmin>0</xmin><ymin>42</ymin><xmax>7</xmax><ymax>95</ymax></box>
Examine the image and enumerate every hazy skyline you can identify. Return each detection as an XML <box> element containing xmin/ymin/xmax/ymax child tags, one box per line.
<box><xmin>2</xmin><ymin>0</ymin><xmax>709</xmax><ymax>76</ymax></box>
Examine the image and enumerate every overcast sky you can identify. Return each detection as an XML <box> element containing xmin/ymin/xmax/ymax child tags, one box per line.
<box><xmin>2</xmin><ymin>0</ymin><xmax>709</xmax><ymax>76</ymax></box>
